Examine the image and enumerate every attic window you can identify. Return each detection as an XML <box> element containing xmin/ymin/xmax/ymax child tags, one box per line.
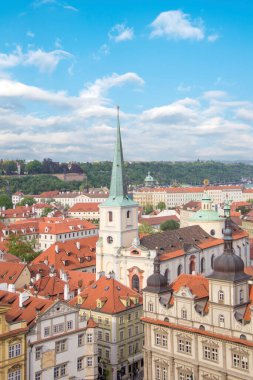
<box><xmin>104</xmin><ymin>286</ymin><xmax>109</xmax><ymax>291</ymax></box>
<box><xmin>116</xmin><ymin>286</ymin><xmax>121</xmax><ymax>291</ymax></box>
<box><xmin>92</xmin><ymin>284</ymin><xmax>97</xmax><ymax>289</ymax></box>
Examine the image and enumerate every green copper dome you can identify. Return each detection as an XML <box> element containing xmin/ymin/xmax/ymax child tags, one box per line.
<box><xmin>189</xmin><ymin>209</ymin><xmax>224</xmax><ymax>222</ymax></box>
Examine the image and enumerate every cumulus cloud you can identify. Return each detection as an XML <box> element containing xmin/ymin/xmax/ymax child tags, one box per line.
<box><xmin>0</xmin><ymin>46</ymin><xmax>72</xmax><ymax>74</ymax></box>
<box><xmin>108</xmin><ymin>23</ymin><xmax>134</xmax><ymax>42</ymax></box>
<box><xmin>0</xmin><ymin>71</ymin><xmax>252</xmax><ymax>162</ymax></box>
<box><xmin>92</xmin><ymin>44</ymin><xmax>110</xmax><ymax>61</ymax></box>
<box><xmin>150</xmin><ymin>10</ymin><xmax>205</xmax><ymax>40</ymax></box>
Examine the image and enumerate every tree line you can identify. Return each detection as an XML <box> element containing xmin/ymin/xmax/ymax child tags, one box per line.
<box><xmin>0</xmin><ymin>158</ymin><xmax>84</xmax><ymax>175</ymax></box>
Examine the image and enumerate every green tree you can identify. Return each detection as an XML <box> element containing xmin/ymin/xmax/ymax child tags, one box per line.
<box><xmin>18</xmin><ymin>197</ymin><xmax>36</xmax><ymax>206</ymax></box>
<box><xmin>2</xmin><ymin>160</ymin><xmax>17</xmax><ymax>175</ymax></box>
<box><xmin>156</xmin><ymin>201</ymin><xmax>166</xmax><ymax>211</ymax></box>
<box><xmin>26</xmin><ymin>160</ymin><xmax>42</xmax><ymax>174</ymax></box>
<box><xmin>6</xmin><ymin>234</ymin><xmax>38</xmax><ymax>262</ymax></box>
<box><xmin>0</xmin><ymin>194</ymin><xmax>12</xmax><ymax>209</ymax></box>
<box><xmin>41</xmin><ymin>207</ymin><xmax>53</xmax><ymax>217</ymax></box>
<box><xmin>138</xmin><ymin>222</ymin><xmax>154</xmax><ymax>234</ymax></box>
<box><xmin>160</xmin><ymin>219</ymin><xmax>179</xmax><ymax>231</ymax></box>
<box><xmin>143</xmin><ymin>204</ymin><xmax>154</xmax><ymax>215</ymax></box>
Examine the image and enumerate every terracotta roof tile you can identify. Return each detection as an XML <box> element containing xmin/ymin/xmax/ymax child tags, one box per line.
<box><xmin>69</xmin><ymin>276</ymin><xmax>142</xmax><ymax>314</ymax></box>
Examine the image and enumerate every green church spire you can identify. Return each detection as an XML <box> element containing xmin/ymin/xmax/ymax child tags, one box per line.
<box><xmin>102</xmin><ymin>106</ymin><xmax>137</xmax><ymax>207</ymax></box>
<box><xmin>109</xmin><ymin>106</ymin><xmax>127</xmax><ymax>198</ymax></box>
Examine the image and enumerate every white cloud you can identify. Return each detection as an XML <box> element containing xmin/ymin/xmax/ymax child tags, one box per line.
<box><xmin>150</xmin><ymin>10</ymin><xmax>204</xmax><ymax>40</ymax></box>
<box><xmin>0</xmin><ymin>72</ymin><xmax>252</xmax><ymax>162</ymax></box>
<box><xmin>0</xmin><ymin>47</ymin><xmax>72</xmax><ymax>74</ymax></box>
<box><xmin>63</xmin><ymin>5</ymin><xmax>79</xmax><ymax>12</ymax></box>
<box><xmin>24</xmin><ymin>49</ymin><xmax>72</xmax><ymax>73</ymax></box>
<box><xmin>108</xmin><ymin>23</ymin><xmax>134</xmax><ymax>42</ymax></box>
<box><xmin>92</xmin><ymin>44</ymin><xmax>110</xmax><ymax>61</ymax></box>
<box><xmin>27</xmin><ymin>31</ymin><xmax>35</xmax><ymax>38</ymax></box>
<box><xmin>208</xmin><ymin>33</ymin><xmax>219</xmax><ymax>42</ymax></box>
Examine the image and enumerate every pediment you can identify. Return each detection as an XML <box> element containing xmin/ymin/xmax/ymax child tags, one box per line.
<box><xmin>39</xmin><ymin>301</ymin><xmax>78</xmax><ymax>321</ymax></box>
<box><xmin>175</xmin><ymin>286</ymin><xmax>194</xmax><ymax>298</ymax></box>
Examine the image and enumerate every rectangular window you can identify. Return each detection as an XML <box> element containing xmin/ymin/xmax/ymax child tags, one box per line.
<box><xmin>105</xmin><ymin>318</ymin><xmax>109</xmax><ymax>325</ymax></box>
<box><xmin>105</xmin><ymin>349</ymin><xmax>110</xmax><ymax>360</ymax></box>
<box><xmin>105</xmin><ymin>332</ymin><xmax>110</xmax><ymax>342</ymax></box>
<box><xmin>178</xmin><ymin>339</ymin><xmax>191</xmax><ymax>354</ymax></box>
<box><xmin>78</xmin><ymin>334</ymin><xmax>84</xmax><ymax>346</ymax></box>
<box><xmin>232</xmin><ymin>353</ymin><xmax>248</xmax><ymax>370</ymax></box>
<box><xmin>53</xmin><ymin>323</ymin><xmax>64</xmax><ymax>334</ymax></box>
<box><xmin>56</xmin><ymin>340</ymin><xmax>67</xmax><ymax>353</ymax></box>
<box><xmin>120</xmin><ymin>330</ymin><xmax>124</xmax><ymax>340</ymax></box>
<box><xmin>98</xmin><ymin>348</ymin><xmax>102</xmax><ymax>357</ymax></box>
<box><xmin>35</xmin><ymin>372</ymin><xmax>42</xmax><ymax>380</ymax></box>
<box><xmin>87</xmin><ymin>333</ymin><xmax>93</xmax><ymax>343</ymax></box>
<box><xmin>8</xmin><ymin>369</ymin><xmax>21</xmax><ymax>380</ymax></box>
<box><xmin>119</xmin><ymin>316</ymin><xmax>124</xmax><ymax>325</ymax></box>
<box><xmin>67</xmin><ymin>320</ymin><xmax>73</xmax><ymax>330</ymax></box>
<box><xmin>203</xmin><ymin>346</ymin><xmax>218</xmax><ymax>362</ymax></box>
<box><xmin>128</xmin><ymin>314</ymin><xmax>131</xmax><ymax>321</ymax></box>
<box><xmin>44</xmin><ymin>326</ymin><xmax>50</xmax><ymax>336</ymax></box>
<box><xmin>9</xmin><ymin>343</ymin><xmax>21</xmax><ymax>358</ymax></box>
<box><xmin>120</xmin><ymin>347</ymin><xmax>124</xmax><ymax>359</ymax></box>
<box><xmin>128</xmin><ymin>328</ymin><xmax>132</xmax><ymax>338</ymax></box>
<box><xmin>54</xmin><ymin>363</ymin><xmax>67</xmax><ymax>379</ymax></box>
<box><xmin>135</xmin><ymin>325</ymin><xmax>139</xmax><ymax>335</ymax></box>
<box><xmin>87</xmin><ymin>357</ymin><xmax>93</xmax><ymax>367</ymax></box>
<box><xmin>35</xmin><ymin>346</ymin><xmax>42</xmax><ymax>360</ymax></box>
<box><xmin>77</xmin><ymin>357</ymin><xmax>83</xmax><ymax>370</ymax></box>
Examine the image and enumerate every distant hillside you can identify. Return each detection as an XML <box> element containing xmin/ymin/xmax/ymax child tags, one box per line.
<box><xmin>1</xmin><ymin>161</ymin><xmax>253</xmax><ymax>195</ymax></box>
<box><xmin>80</xmin><ymin>161</ymin><xmax>253</xmax><ymax>188</ymax></box>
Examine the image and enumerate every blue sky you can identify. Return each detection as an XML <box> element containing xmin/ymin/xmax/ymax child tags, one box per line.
<box><xmin>0</xmin><ymin>0</ymin><xmax>252</xmax><ymax>162</ymax></box>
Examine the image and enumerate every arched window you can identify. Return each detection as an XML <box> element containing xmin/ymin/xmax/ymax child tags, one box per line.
<box><xmin>218</xmin><ymin>290</ymin><xmax>224</xmax><ymax>302</ymax></box>
<box><xmin>199</xmin><ymin>325</ymin><xmax>205</xmax><ymax>330</ymax></box>
<box><xmin>240</xmin><ymin>334</ymin><xmax>247</xmax><ymax>340</ymax></box>
<box><xmin>177</xmin><ymin>264</ymin><xmax>183</xmax><ymax>276</ymax></box>
<box><xmin>132</xmin><ymin>275</ymin><xmax>140</xmax><ymax>292</ymax></box>
<box><xmin>164</xmin><ymin>269</ymin><xmax>170</xmax><ymax>284</ymax></box>
<box><xmin>219</xmin><ymin>314</ymin><xmax>225</xmax><ymax>327</ymax></box>
<box><xmin>181</xmin><ymin>308</ymin><xmax>187</xmax><ymax>319</ymax></box>
<box><xmin>211</xmin><ymin>254</ymin><xmax>215</xmax><ymax>269</ymax></box>
<box><xmin>200</xmin><ymin>258</ymin><xmax>205</xmax><ymax>274</ymax></box>
<box><xmin>107</xmin><ymin>236</ymin><xmax>113</xmax><ymax>244</ymax></box>
<box><xmin>189</xmin><ymin>259</ymin><xmax>195</xmax><ymax>274</ymax></box>
<box><xmin>108</xmin><ymin>211</ymin><xmax>113</xmax><ymax>222</ymax></box>
<box><xmin>127</xmin><ymin>210</ymin><xmax>131</xmax><ymax>219</ymax></box>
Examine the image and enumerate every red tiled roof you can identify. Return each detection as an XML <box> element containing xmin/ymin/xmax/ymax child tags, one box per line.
<box><xmin>69</xmin><ymin>276</ymin><xmax>142</xmax><ymax>314</ymax></box>
<box><xmin>170</xmin><ymin>273</ymin><xmax>209</xmax><ymax>299</ymax></box>
<box><xmin>32</xmin><ymin>237</ymin><xmax>97</xmax><ymax>272</ymax></box>
<box><xmin>68</xmin><ymin>203</ymin><xmax>100</xmax><ymax>213</ymax></box>
<box><xmin>0</xmin><ymin>262</ymin><xmax>27</xmax><ymax>284</ymax></box>
<box><xmin>0</xmin><ymin>290</ymin><xmax>53</xmax><ymax>326</ymax></box>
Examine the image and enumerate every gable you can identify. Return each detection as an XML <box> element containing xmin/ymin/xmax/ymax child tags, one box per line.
<box><xmin>39</xmin><ymin>301</ymin><xmax>78</xmax><ymax>320</ymax></box>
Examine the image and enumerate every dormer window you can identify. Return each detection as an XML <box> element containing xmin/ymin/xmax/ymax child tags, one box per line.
<box><xmin>108</xmin><ymin>211</ymin><xmax>113</xmax><ymax>222</ymax></box>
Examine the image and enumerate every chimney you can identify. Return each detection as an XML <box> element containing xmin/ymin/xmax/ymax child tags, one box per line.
<box><xmin>64</xmin><ymin>283</ymin><xmax>70</xmax><ymax>301</ymax></box>
<box><xmin>19</xmin><ymin>292</ymin><xmax>29</xmax><ymax>308</ymax></box>
<box><xmin>7</xmin><ymin>284</ymin><xmax>15</xmax><ymax>293</ymax></box>
<box><xmin>55</xmin><ymin>245</ymin><xmax>59</xmax><ymax>254</ymax></box>
<box><xmin>13</xmin><ymin>205</ymin><xmax>15</xmax><ymax>210</ymax></box>
<box><xmin>61</xmin><ymin>271</ymin><xmax>68</xmax><ymax>282</ymax></box>
<box><xmin>36</xmin><ymin>273</ymin><xmax>41</xmax><ymax>281</ymax></box>
<box><xmin>44</xmin><ymin>258</ymin><xmax>49</xmax><ymax>266</ymax></box>
<box><xmin>76</xmin><ymin>241</ymin><xmax>81</xmax><ymax>250</ymax></box>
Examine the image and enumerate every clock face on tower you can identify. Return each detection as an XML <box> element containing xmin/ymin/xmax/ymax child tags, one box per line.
<box><xmin>107</xmin><ymin>236</ymin><xmax>113</xmax><ymax>244</ymax></box>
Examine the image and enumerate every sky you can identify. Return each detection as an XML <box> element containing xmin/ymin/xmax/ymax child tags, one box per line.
<box><xmin>0</xmin><ymin>0</ymin><xmax>252</xmax><ymax>162</ymax></box>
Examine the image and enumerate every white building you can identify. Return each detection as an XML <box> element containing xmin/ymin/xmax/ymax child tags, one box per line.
<box><xmin>142</xmin><ymin>222</ymin><xmax>253</xmax><ymax>380</ymax></box>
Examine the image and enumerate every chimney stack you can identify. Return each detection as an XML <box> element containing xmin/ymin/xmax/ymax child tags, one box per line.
<box><xmin>64</xmin><ymin>283</ymin><xmax>70</xmax><ymax>301</ymax></box>
<box><xmin>55</xmin><ymin>245</ymin><xmax>59</xmax><ymax>254</ymax></box>
<box><xmin>19</xmin><ymin>292</ymin><xmax>29</xmax><ymax>308</ymax></box>
<box><xmin>76</xmin><ymin>241</ymin><xmax>81</xmax><ymax>250</ymax></box>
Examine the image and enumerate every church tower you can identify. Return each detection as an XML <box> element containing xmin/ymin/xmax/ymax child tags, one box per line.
<box><xmin>96</xmin><ymin>107</ymin><xmax>139</xmax><ymax>279</ymax></box>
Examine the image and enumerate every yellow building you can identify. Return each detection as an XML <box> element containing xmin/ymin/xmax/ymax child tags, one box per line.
<box><xmin>0</xmin><ymin>305</ymin><xmax>27</xmax><ymax>380</ymax></box>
